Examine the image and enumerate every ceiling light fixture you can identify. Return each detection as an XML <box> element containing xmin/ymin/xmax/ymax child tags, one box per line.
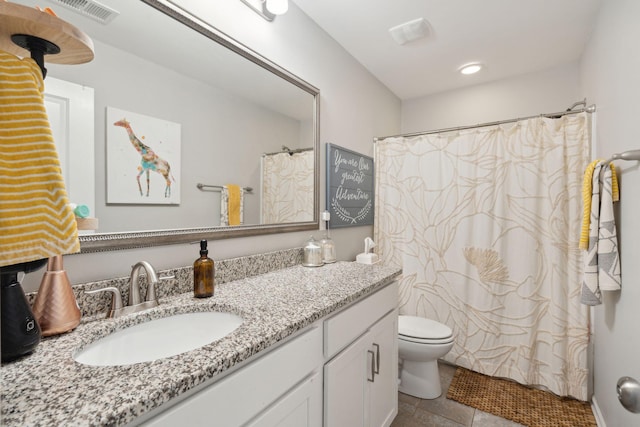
<box><xmin>265</xmin><ymin>0</ymin><xmax>288</xmax><ymax>15</ymax></box>
<box><xmin>389</xmin><ymin>18</ymin><xmax>432</xmax><ymax>46</ymax></box>
<box><xmin>459</xmin><ymin>63</ymin><xmax>483</xmax><ymax>75</ymax></box>
<box><xmin>239</xmin><ymin>0</ymin><xmax>288</xmax><ymax>21</ymax></box>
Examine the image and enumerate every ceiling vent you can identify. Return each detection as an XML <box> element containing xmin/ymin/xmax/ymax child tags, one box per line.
<box><xmin>389</xmin><ymin>18</ymin><xmax>432</xmax><ymax>46</ymax></box>
<box><xmin>49</xmin><ymin>0</ymin><xmax>120</xmax><ymax>25</ymax></box>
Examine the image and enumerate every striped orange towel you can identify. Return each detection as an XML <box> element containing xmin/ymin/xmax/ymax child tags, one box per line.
<box><xmin>0</xmin><ymin>50</ymin><xmax>79</xmax><ymax>267</ymax></box>
<box><xmin>579</xmin><ymin>159</ymin><xmax>619</xmax><ymax>250</ymax></box>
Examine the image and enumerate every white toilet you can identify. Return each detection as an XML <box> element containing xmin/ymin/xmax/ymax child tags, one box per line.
<box><xmin>398</xmin><ymin>315</ymin><xmax>455</xmax><ymax>399</ymax></box>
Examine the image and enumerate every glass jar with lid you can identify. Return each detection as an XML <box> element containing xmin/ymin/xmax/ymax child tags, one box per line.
<box><xmin>303</xmin><ymin>236</ymin><xmax>323</xmax><ymax>267</ymax></box>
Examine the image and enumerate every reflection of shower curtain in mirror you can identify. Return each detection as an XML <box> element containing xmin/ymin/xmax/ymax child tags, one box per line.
<box><xmin>261</xmin><ymin>151</ymin><xmax>314</xmax><ymax>224</ymax></box>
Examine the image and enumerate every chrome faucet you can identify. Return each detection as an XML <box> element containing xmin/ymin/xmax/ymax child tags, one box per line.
<box><xmin>86</xmin><ymin>261</ymin><xmax>172</xmax><ymax>318</ymax></box>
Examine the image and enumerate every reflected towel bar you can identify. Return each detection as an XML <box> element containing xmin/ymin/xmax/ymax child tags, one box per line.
<box><xmin>197</xmin><ymin>183</ymin><xmax>253</xmax><ymax>193</ymax></box>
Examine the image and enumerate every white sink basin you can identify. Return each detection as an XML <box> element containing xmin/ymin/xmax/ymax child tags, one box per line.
<box><xmin>74</xmin><ymin>311</ymin><xmax>243</xmax><ymax>366</ymax></box>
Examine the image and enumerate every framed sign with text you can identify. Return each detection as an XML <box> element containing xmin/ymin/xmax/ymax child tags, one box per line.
<box><xmin>326</xmin><ymin>143</ymin><xmax>374</xmax><ymax>228</ymax></box>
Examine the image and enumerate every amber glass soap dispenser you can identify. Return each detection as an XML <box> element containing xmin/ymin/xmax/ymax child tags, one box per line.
<box><xmin>194</xmin><ymin>240</ymin><xmax>214</xmax><ymax>298</ymax></box>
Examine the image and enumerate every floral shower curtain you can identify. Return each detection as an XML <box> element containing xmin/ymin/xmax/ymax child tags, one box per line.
<box><xmin>374</xmin><ymin>113</ymin><xmax>591</xmax><ymax>400</ymax></box>
<box><xmin>261</xmin><ymin>150</ymin><xmax>314</xmax><ymax>224</ymax></box>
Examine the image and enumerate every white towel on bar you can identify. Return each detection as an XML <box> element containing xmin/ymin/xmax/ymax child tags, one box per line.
<box><xmin>581</xmin><ymin>161</ymin><xmax>621</xmax><ymax>305</ymax></box>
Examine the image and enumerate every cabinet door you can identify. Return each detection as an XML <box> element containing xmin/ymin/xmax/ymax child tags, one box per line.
<box><xmin>141</xmin><ymin>327</ymin><xmax>322</xmax><ymax>427</ymax></box>
<box><xmin>324</xmin><ymin>332</ymin><xmax>372</xmax><ymax>426</ymax></box>
<box><xmin>247</xmin><ymin>371</ymin><xmax>322</xmax><ymax>427</ymax></box>
<box><xmin>368</xmin><ymin>310</ymin><xmax>398</xmax><ymax>427</ymax></box>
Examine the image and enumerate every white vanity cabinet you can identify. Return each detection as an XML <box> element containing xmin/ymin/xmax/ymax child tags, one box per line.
<box><xmin>323</xmin><ymin>283</ymin><xmax>398</xmax><ymax>427</ymax></box>
<box><xmin>139</xmin><ymin>326</ymin><xmax>324</xmax><ymax>427</ymax></box>
<box><xmin>139</xmin><ymin>281</ymin><xmax>398</xmax><ymax>427</ymax></box>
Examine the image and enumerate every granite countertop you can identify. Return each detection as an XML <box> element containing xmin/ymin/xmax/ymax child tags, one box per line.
<box><xmin>0</xmin><ymin>261</ymin><xmax>401</xmax><ymax>426</ymax></box>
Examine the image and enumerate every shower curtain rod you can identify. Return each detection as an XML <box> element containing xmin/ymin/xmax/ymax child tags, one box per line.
<box><xmin>374</xmin><ymin>103</ymin><xmax>596</xmax><ymax>141</ymax></box>
<box><xmin>263</xmin><ymin>147</ymin><xmax>313</xmax><ymax>156</ymax></box>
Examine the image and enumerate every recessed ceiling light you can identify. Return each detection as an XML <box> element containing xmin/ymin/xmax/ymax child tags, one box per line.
<box><xmin>459</xmin><ymin>63</ymin><xmax>483</xmax><ymax>75</ymax></box>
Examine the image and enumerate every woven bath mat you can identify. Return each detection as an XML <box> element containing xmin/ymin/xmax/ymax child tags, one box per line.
<box><xmin>446</xmin><ymin>367</ymin><xmax>596</xmax><ymax>427</ymax></box>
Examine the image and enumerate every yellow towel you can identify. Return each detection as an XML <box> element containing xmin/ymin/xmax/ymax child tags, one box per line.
<box><xmin>580</xmin><ymin>159</ymin><xmax>619</xmax><ymax>250</ymax></box>
<box><xmin>0</xmin><ymin>50</ymin><xmax>79</xmax><ymax>267</ymax></box>
<box><xmin>226</xmin><ymin>184</ymin><xmax>242</xmax><ymax>226</ymax></box>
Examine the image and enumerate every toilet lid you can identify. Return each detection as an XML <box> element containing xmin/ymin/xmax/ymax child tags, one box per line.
<box><xmin>398</xmin><ymin>315</ymin><xmax>453</xmax><ymax>340</ymax></box>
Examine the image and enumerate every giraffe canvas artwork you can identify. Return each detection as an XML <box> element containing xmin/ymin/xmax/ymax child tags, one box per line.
<box><xmin>106</xmin><ymin>107</ymin><xmax>181</xmax><ymax>204</ymax></box>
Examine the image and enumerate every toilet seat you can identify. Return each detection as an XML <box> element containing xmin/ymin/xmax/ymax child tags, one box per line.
<box><xmin>398</xmin><ymin>315</ymin><xmax>453</xmax><ymax>345</ymax></box>
<box><xmin>399</xmin><ymin>334</ymin><xmax>454</xmax><ymax>345</ymax></box>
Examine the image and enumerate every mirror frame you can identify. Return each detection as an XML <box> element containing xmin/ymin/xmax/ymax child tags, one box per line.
<box><xmin>78</xmin><ymin>0</ymin><xmax>320</xmax><ymax>253</ymax></box>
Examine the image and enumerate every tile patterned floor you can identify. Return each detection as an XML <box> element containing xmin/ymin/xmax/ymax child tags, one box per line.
<box><xmin>391</xmin><ymin>362</ymin><xmax>525</xmax><ymax>427</ymax></box>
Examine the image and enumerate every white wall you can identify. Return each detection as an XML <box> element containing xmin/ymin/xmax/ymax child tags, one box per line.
<box><xmin>401</xmin><ymin>62</ymin><xmax>582</xmax><ymax>134</ymax></box>
<box><xmin>581</xmin><ymin>0</ymin><xmax>640</xmax><ymax>424</ymax></box>
<box><xmin>22</xmin><ymin>0</ymin><xmax>400</xmax><ymax>291</ymax></box>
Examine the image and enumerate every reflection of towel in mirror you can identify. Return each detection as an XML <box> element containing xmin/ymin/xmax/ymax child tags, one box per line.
<box><xmin>0</xmin><ymin>50</ymin><xmax>79</xmax><ymax>267</ymax></box>
<box><xmin>581</xmin><ymin>161</ymin><xmax>621</xmax><ymax>305</ymax></box>
<box><xmin>220</xmin><ymin>184</ymin><xmax>243</xmax><ymax>226</ymax></box>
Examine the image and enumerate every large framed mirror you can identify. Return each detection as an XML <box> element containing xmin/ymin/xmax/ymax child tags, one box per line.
<box><xmin>13</xmin><ymin>0</ymin><xmax>319</xmax><ymax>252</ymax></box>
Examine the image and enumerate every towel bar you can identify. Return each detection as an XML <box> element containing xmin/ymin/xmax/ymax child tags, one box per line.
<box><xmin>196</xmin><ymin>183</ymin><xmax>253</xmax><ymax>193</ymax></box>
<box><xmin>605</xmin><ymin>149</ymin><xmax>640</xmax><ymax>164</ymax></box>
